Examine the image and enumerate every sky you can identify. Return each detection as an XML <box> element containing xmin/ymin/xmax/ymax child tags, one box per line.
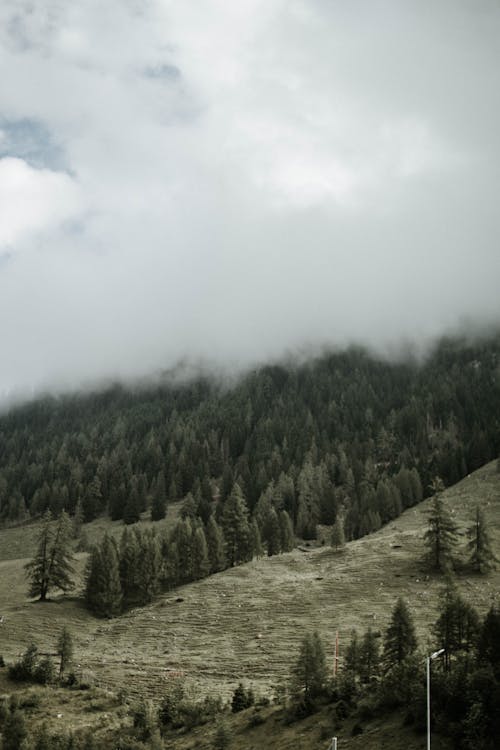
<box><xmin>1</xmin><ymin>0</ymin><xmax>499</xmax><ymax>397</ymax></box>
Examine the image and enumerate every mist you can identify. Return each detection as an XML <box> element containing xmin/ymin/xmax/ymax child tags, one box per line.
<box><xmin>1</xmin><ymin>0</ymin><xmax>500</xmax><ymax>398</ymax></box>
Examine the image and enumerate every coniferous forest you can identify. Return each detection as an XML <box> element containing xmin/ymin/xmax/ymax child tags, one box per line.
<box><xmin>1</xmin><ymin>334</ymin><xmax>498</xmax><ymax>541</ymax></box>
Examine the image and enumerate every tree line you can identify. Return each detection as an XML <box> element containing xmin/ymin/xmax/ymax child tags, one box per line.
<box><xmin>1</xmin><ymin>334</ymin><xmax>499</xmax><ymax>549</ymax></box>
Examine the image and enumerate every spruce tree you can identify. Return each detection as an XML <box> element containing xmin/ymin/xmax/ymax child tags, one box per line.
<box><xmin>135</xmin><ymin>529</ymin><xmax>162</xmax><ymax>604</ymax></box>
<box><xmin>119</xmin><ymin>526</ymin><xmax>140</xmax><ymax>606</ymax></box>
<box><xmin>359</xmin><ymin>627</ymin><xmax>380</xmax><ymax>683</ymax></box>
<box><xmin>467</xmin><ymin>505</ymin><xmax>498</xmax><ymax>573</ymax></box>
<box><xmin>423</xmin><ymin>478</ymin><xmax>458</xmax><ymax>571</ymax></box>
<box><xmin>151</xmin><ymin>471</ymin><xmax>167</xmax><ymax>521</ymax></box>
<box><xmin>85</xmin><ymin>535</ymin><xmax>122</xmax><ymax>617</ymax></box>
<box><xmin>222</xmin><ymin>483</ymin><xmax>252</xmax><ymax>566</ymax></box>
<box><xmin>383</xmin><ymin>597</ymin><xmax>417</xmax><ymax>668</ymax></box>
<box><xmin>264</xmin><ymin>506</ymin><xmax>281</xmax><ymax>556</ymax></box>
<box><xmin>292</xmin><ymin>631</ymin><xmax>327</xmax><ymax>703</ymax></box>
<box><xmin>191</xmin><ymin>525</ymin><xmax>210</xmax><ymax>580</ymax></box>
<box><xmin>56</xmin><ymin>626</ymin><xmax>74</xmax><ymax>676</ymax></box>
<box><xmin>279</xmin><ymin>510</ymin><xmax>295</xmax><ymax>552</ymax></box>
<box><xmin>330</xmin><ymin>514</ymin><xmax>345</xmax><ymax>550</ymax></box>
<box><xmin>250</xmin><ymin>518</ymin><xmax>264</xmax><ymax>558</ymax></box>
<box><xmin>25</xmin><ymin>510</ymin><xmax>75</xmax><ymax>601</ymax></box>
<box><xmin>206</xmin><ymin>516</ymin><xmax>226</xmax><ymax>573</ymax></box>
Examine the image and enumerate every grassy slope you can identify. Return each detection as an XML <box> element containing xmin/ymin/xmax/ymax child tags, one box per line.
<box><xmin>0</xmin><ymin>462</ymin><xmax>498</xmax><ymax>747</ymax></box>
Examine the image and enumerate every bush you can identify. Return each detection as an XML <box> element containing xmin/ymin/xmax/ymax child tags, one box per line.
<box><xmin>231</xmin><ymin>683</ymin><xmax>254</xmax><ymax>713</ymax></box>
<box><xmin>213</xmin><ymin>721</ymin><xmax>230</xmax><ymax>750</ymax></box>
<box><xmin>34</xmin><ymin>656</ymin><xmax>55</xmax><ymax>685</ymax></box>
<box><xmin>248</xmin><ymin>709</ymin><xmax>265</xmax><ymax>727</ymax></box>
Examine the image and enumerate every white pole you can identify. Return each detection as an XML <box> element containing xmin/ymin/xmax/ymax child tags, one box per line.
<box><xmin>331</xmin><ymin>738</ymin><xmax>337</xmax><ymax>750</ymax></box>
<box><xmin>426</xmin><ymin>656</ymin><xmax>431</xmax><ymax>750</ymax></box>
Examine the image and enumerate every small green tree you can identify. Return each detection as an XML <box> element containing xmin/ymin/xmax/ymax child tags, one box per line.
<box><xmin>2</xmin><ymin>707</ymin><xmax>29</xmax><ymax>750</ymax></box>
<box><xmin>383</xmin><ymin>597</ymin><xmax>417</xmax><ymax>669</ymax></box>
<box><xmin>423</xmin><ymin>478</ymin><xmax>458</xmax><ymax>571</ymax></box>
<box><xmin>57</xmin><ymin>626</ymin><xmax>74</xmax><ymax>676</ymax></box>
<box><xmin>467</xmin><ymin>506</ymin><xmax>498</xmax><ymax>573</ymax></box>
<box><xmin>206</xmin><ymin>516</ymin><xmax>226</xmax><ymax>573</ymax></box>
<box><xmin>222</xmin><ymin>483</ymin><xmax>252</xmax><ymax>566</ymax></box>
<box><xmin>292</xmin><ymin>631</ymin><xmax>327</xmax><ymax>705</ymax></box>
<box><xmin>151</xmin><ymin>471</ymin><xmax>167</xmax><ymax>522</ymax></box>
<box><xmin>359</xmin><ymin>627</ymin><xmax>380</xmax><ymax>683</ymax></box>
<box><xmin>85</xmin><ymin>535</ymin><xmax>122</xmax><ymax>617</ymax></box>
<box><xmin>331</xmin><ymin>515</ymin><xmax>345</xmax><ymax>550</ymax></box>
<box><xmin>25</xmin><ymin>511</ymin><xmax>75</xmax><ymax>601</ymax></box>
<box><xmin>279</xmin><ymin>510</ymin><xmax>295</xmax><ymax>552</ymax></box>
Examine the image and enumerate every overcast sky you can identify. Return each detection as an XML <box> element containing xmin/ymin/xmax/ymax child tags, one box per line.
<box><xmin>1</xmin><ymin>0</ymin><xmax>499</xmax><ymax>396</ymax></box>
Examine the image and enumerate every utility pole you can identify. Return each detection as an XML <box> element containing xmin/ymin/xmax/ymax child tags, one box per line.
<box><xmin>329</xmin><ymin>737</ymin><xmax>337</xmax><ymax>750</ymax></box>
<box><xmin>427</xmin><ymin>648</ymin><xmax>445</xmax><ymax>750</ymax></box>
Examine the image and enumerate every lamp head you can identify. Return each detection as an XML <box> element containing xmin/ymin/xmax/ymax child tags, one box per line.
<box><xmin>430</xmin><ymin>648</ymin><xmax>445</xmax><ymax>659</ymax></box>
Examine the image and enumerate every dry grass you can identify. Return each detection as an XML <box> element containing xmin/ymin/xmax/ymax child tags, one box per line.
<box><xmin>0</xmin><ymin>462</ymin><xmax>498</xmax><ymax>713</ymax></box>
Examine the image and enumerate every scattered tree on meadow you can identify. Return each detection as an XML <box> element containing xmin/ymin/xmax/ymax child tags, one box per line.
<box><xmin>433</xmin><ymin>576</ymin><xmax>480</xmax><ymax>669</ymax></box>
<box><xmin>383</xmin><ymin>597</ymin><xmax>417</xmax><ymax>668</ymax></box>
<box><xmin>222</xmin><ymin>483</ymin><xmax>253</xmax><ymax>566</ymax></box>
<box><xmin>205</xmin><ymin>516</ymin><xmax>226</xmax><ymax>573</ymax></box>
<box><xmin>330</xmin><ymin>514</ymin><xmax>345</xmax><ymax>550</ymax></box>
<box><xmin>423</xmin><ymin>478</ymin><xmax>459</xmax><ymax>571</ymax></box>
<box><xmin>25</xmin><ymin>510</ymin><xmax>75</xmax><ymax>601</ymax></box>
<box><xmin>85</xmin><ymin>534</ymin><xmax>122</xmax><ymax>617</ymax></box>
<box><xmin>467</xmin><ymin>505</ymin><xmax>498</xmax><ymax>573</ymax></box>
<box><xmin>292</xmin><ymin>631</ymin><xmax>327</xmax><ymax>704</ymax></box>
<box><xmin>359</xmin><ymin>627</ymin><xmax>380</xmax><ymax>683</ymax></box>
<box><xmin>279</xmin><ymin>510</ymin><xmax>295</xmax><ymax>552</ymax></box>
<box><xmin>56</xmin><ymin>626</ymin><xmax>74</xmax><ymax>676</ymax></box>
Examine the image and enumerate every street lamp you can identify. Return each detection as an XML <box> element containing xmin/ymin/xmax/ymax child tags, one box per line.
<box><xmin>427</xmin><ymin>648</ymin><xmax>445</xmax><ymax>750</ymax></box>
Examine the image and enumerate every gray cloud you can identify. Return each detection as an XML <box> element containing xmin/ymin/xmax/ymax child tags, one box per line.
<box><xmin>0</xmin><ymin>0</ymin><xmax>499</xmax><ymax>398</ymax></box>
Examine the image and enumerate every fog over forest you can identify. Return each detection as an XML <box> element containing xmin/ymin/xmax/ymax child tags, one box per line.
<box><xmin>1</xmin><ymin>0</ymin><xmax>500</xmax><ymax>398</ymax></box>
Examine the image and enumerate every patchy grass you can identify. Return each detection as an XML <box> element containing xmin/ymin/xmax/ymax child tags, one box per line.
<box><xmin>0</xmin><ymin>462</ymin><xmax>498</xmax><ymax>714</ymax></box>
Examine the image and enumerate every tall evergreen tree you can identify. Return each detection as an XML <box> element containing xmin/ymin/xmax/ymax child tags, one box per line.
<box><xmin>25</xmin><ymin>510</ymin><xmax>75</xmax><ymax>601</ymax></box>
<box><xmin>222</xmin><ymin>483</ymin><xmax>252</xmax><ymax>566</ymax></box>
<box><xmin>359</xmin><ymin>627</ymin><xmax>380</xmax><ymax>683</ymax></box>
<box><xmin>423</xmin><ymin>478</ymin><xmax>459</xmax><ymax>571</ymax></box>
<box><xmin>151</xmin><ymin>471</ymin><xmax>167</xmax><ymax>522</ymax></box>
<box><xmin>330</xmin><ymin>514</ymin><xmax>345</xmax><ymax>550</ymax></box>
<box><xmin>292</xmin><ymin>631</ymin><xmax>327</xmax><ymax>704</ymax></box>
<box><xmin>279</xmin><ymin>510</ymin><xmax>295</xmax><ymax>552</ymax></box>
<box><xmin>383</xmin><ymin>597</ymin><xmax>417</xmax><ymax>668</ymax></box>
<box><xmin>205</xmin><ymin>516</ymin><xmax>226</xmax><ymax>573</ymax></box>
<box><xmin>191</xmin><ymin>525</ymin><xmax>210</xmax><ymax>580</ymax></box>
<box><xmin>56</xmin><ymin>626</ymin><xmax>74</xmax><ymax>676</ymax></box>
<box><xmin>467</xmin><ymin>505</ymin><xmax>498</xmax><ymax>573</ymax></box>
<box><xmin>85</xmin><ymin>534</ymin><xmax>122</xmax><ymax>617</ymax></box>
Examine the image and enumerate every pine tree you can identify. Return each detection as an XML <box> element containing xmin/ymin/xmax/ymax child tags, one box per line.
<box><xmin>467</xmin><ymin>505</ymin><xmax>498</xmax><ymax>573</ymax></box>
<box><xmin>191</xmin><ymin>525</ymin><xmax>210</xmax><ymax>580</ymax></box>
<box><xmin>264</xmin><ymin>506</ymin><xmax>281</xmax><ymax>556</ymax></box>
<box><xmin>72</xmin><ymin>498</ymin><xmax>84</xmax><ymax>538</ymax></box>
<box><xmin>119</xmin><ymin>526</ymin><xmax>140</xmax><ymax>606</ymax></box>
<box><xmin>383</xmin><ymin>597</ymin><xmax>417</xmax><ymax>668</ymax></box>
<box><xmin>56</xmin><ymin>626</ymin><xmax>74</xmax><ymax>676</ymax></box>
<box><xmin>85</xmin><ymin>535</ymin><xmax>122</xmax><ymax>617</ymax></box>
<box><xmin>135</xmin><ymin>530</ymin><xmax>162</xmax><ymax>604</ymax></box>
<box><xmin>250</xmin><ymin>518</ymin><xmax>264</xmax><ymax>558</ymax></box>
<box><xmin>2</xmin><ymin>708</ymin><xmax>28</xmax><ymax>750</ymax></box>
<box><xmin>292</xmin><ymin>631</ymin><xmax>327</xmax><ymax>703</ymax></box>
<box><xmin>359</xmin><ymin>627</ymin><xmax>380</xmax><ymax>683</ymax></box>
<box><xmin>123</xmin><ymin>478</ymin><xmax>141</xmax><ymax>525</ymax></box>
<box><xmin>434</xmin><ymin>576</ymin><xmax>480</xmax><ymax>669</ymax></box>
<box><xmin>25</xmin><ymin>510</ymin><xmax>75</xmax><ymax>601</ymax></box>
<box><xmin>205</xmin><ymin>516</ymin><xmax>226</xmax><ymax>573</ymax></box>
<box><xmin>279</xmin><ymin>510</ymin><xmax>295</xmax><ymax>552</ymax></box>
<box><xmin>330</xmin><ymin>514</ymin><xmax>345</xmax><ymax>550</ymax></box>
<box><xmin>222</xmin><ymin>483</ymin><xmax>252</xmax><ymax>566</ymax></box>
<box><xmin>423</xmin><ymin>478</ymin><xmax>458</xmax><ymax>571</ymax></box>
<box><xmin>344</xmin><ymin>630</ymin><xmax>360</xmax><ymax>677</ymax></box>
<box><xmin>151</xmin><ymin>471</ymin><xmax>167</xmax><ymax>521</ymax></box>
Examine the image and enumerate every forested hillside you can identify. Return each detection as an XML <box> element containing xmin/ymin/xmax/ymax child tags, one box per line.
<box><xmin>1</xmin><ymin>334</ymin><xmax>499</xmax><ymax>544</ymax></box>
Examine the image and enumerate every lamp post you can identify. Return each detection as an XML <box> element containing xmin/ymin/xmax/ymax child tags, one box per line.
<box><xmin>427</xmin><ymin>648</ymin><xmax>445</xmax><ymax>750</ymax></box>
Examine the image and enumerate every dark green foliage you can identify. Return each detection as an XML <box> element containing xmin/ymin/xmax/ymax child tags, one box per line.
<box><xmin>423</xmin><ymin>478</ymin><xmax>459</xmax><ymax>571</ymax></box>
<box><xmin>150</xmin><ymin>471</ymin><xmax>167</xmax><ymax>521</ymax></box>
<box><xmin>222</xmin><ymin>483</ymin><xmax>253</xmax><ymax>566</ymax></box>
<box><xmin>8</xmin><ymin>643</ymin><xmax>54</xmax><ymax>684</ymax></box>
<box><xmin>292</xmin><ymin>631</ymin><xmax>327</xmax><ymax>706</ymax></box>
<box><xmin>25</xmin><ymin>510</ymin><xmax>75</xmax><ymax>601</ymax></box>
<box><xmin>57</xmin><ymin>626</ymin><xmax>74</xmax><ymax>676</ymax></box>
<box><xmin>231</xmin><ymin>683</ymin><xmax>254</xmax><ymax>712</ymax></box>
<box><xmin>383</xmin><ymin>597</ymin><xmax>417</xmax><ymax>669</ymax></box>
<box><xmin>434</xmin><ymin>577</ymin><xmax>480</xmax><ymax>669</ymax></box>
<box><xmin>2</xmin><ymin>707</ymin><xmax>28</xmax><ymax>750</ymax></box>
<box><xmin>330</xmin><ymin>514</ymin><xmax>345</xmax><ymax>550</ymax></box>
<box><xmin>467</xmin><ymin>505</ymin><xmax>498</xmax><ymax>573</ymax></box>
<box><xmin>278</xmin><ymin>510</ymin><xmax>295</xmax><ymax>552</ymax></box>
<box><xmin>206</xmin><ymin>516</ymin><xmax>226</xmax><ymax>573</ymax></box>
<box><xmin>85</xmin><ymin>534</ymin><xmax>122</xmax><ymax>617</ymax></box>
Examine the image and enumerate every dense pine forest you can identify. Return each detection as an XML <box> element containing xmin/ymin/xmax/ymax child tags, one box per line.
<box><xmin>1</xmin><ymin>333</ymin><xmax>499</xmax><ymax>543</ymax></box>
